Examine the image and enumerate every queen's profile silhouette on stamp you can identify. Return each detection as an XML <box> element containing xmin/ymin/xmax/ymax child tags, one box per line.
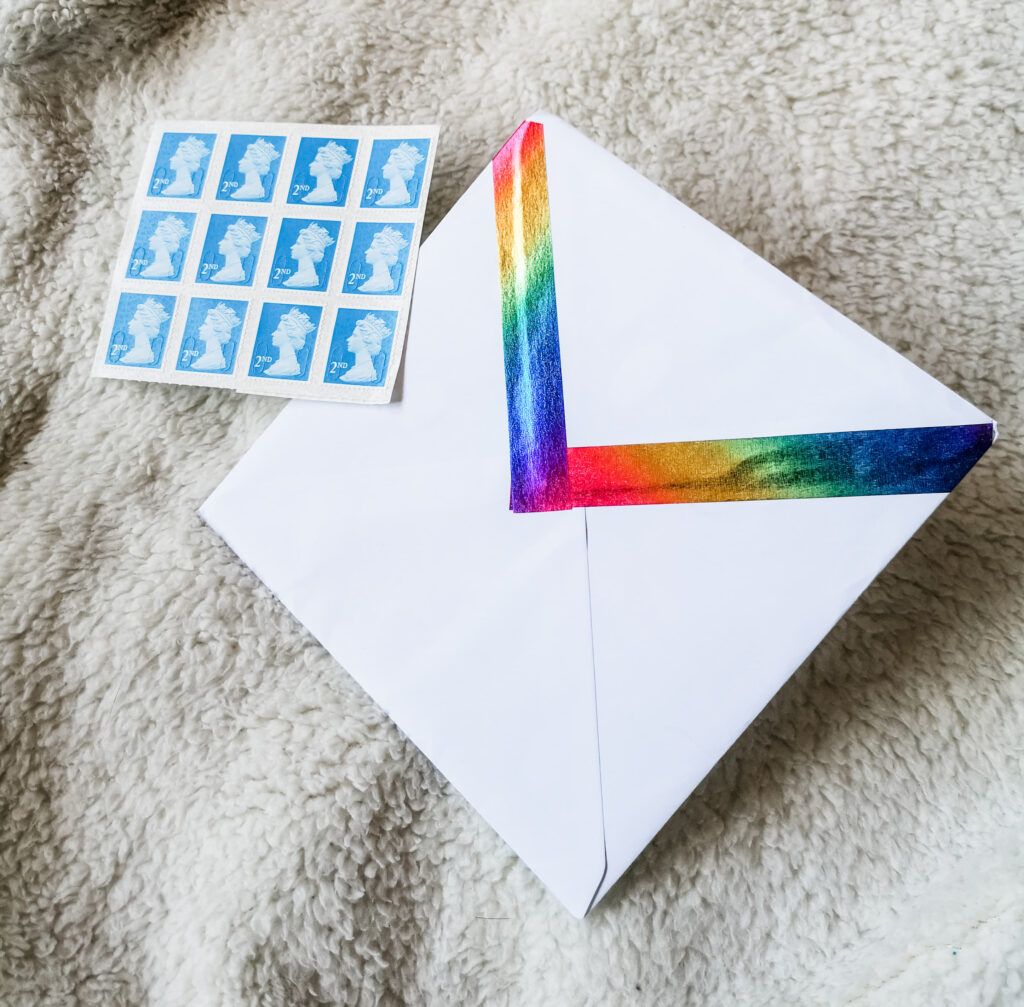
<box><xmin>303</xmin><ymin>141</ymin><xmax>352</xmax><ymax>204</ymax></box>
<box><xmin>140</xmin><ymin>216</ymin><xmax>189</xmax><ymax>279</ymax></box>
<box><xmin>340</xmin><ymin>313</ymin><xmax>390</xmax><ymax>383</ymax></box>
<box><xmin>231</xmin><ymin>138</ymin><xmax>280</xmax><ymax>200</ymax></box>
<box><xmin>212</xmin><ymin>219</ymin><xmax>261</xmax><ymax>283</ymax></box>
<box><xmin>375</xmin><ymin>142</ymin><xmax>424</xmax><ymax>206</ymax></box>
<box><xmin>264</xmin><ymin>308</ymin><xmax>315</xmax><ymax>378</ymax></box>
<box><xmin>190</xmin><ymin>302</ymin><xmax>241</xmax><ymax>371</ymax></box>
<box><xmin>358</xmin><ymin>226</ymin><xmax>409</xmax><ymax>293</ymax></box>
<box><xmin>120</xmin><ymin>298</ymin><xmax>170</xmax><ymax>365</ymax></box>
<box><xmin>162</xmin><ymin>135</ymin><xmax>211</xmax><ymax>196</ymax></box>
<box><xmin>283</xmin><ymin>223</ymin><xmax>335</xmax><ymax>288</ymax></box>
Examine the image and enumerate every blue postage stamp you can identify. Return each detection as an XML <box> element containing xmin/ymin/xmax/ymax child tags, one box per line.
<box><xmin>216</xmin><ymin>134</ymin><xmax>287</xmax><ymax>203</ymax></box>
<box><xmin>360</xmin><ymin>138</ymin><xmax>431</xmax><ymax>208</ymax></box>
<box><xmin>105</xmin><ymin>292</ymin><xmax>176</xmax><ymax>368</ymax></box>
<box><xmin>176</xmin><ymin>297</ymin><xmax>248</xmax><ymax>375</ymax></box>
<box><xmin>148</xmin><ymin>132</ymin><xmax>217</xmax><ymax>199</ymax></box>
<box><xmin>247</xmin><ymin>303</ymin><xmax>322</xmax><ymax>381</ymax></box>
<box><xmin>322</xmin><ymin>307</ymin><xmax>398</xmax><ymax>387</ymax></box>
<box><xmin>342</xmin><ymin>222</ymin><xmax>415</xmax><ymax>296</ymax></box>
<box><xmin>126</xmin><ymin>210</ymin><xmax>196</xmax><ymax>281</ymax></box>
<box><xmin>195</xmin><ymin>214</ymin><xmax>268</xmax><ymax>286</ymax></box>
<box><xmin>286</xmin><ymin>137</ymin><xmax>358</xmax><ymax>207</ymax></box>
<box><xmin>267</xmin><ymin>218</ymin><xmax>341</xmax><ymax>292</ymax></box>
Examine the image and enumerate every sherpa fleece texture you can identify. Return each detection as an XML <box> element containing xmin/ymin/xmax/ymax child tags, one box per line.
<box><xmin>1</xmin><ymin>1</ymin><xmax>1022</xmax><ymax>1004</ymax></box>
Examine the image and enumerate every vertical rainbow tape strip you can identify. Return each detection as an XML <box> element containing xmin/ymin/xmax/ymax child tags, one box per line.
<box><xmin>492</xmin><ymin>121</ymin><xmax>571</xmax><ymax>512</ymax></box>
<box><xmin>492</xmin><ymin>121</ymin><xmax>992</xmax><ymax>512</ymax></box>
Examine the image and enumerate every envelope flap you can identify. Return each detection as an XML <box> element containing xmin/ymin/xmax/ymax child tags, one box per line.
<box><xmin>202</xmin><ymin>165</ymin><xmax>607</xmax><ymax>917</ymax></box>
<box><xmin>528</xmin><ymin>112</ymin><xmax>991</xmax><ymax>902</ymax></box>
<box><xmin>533</xmin><ymin>110</ymin><xmax>988</xmax><ymax>444</ymax></box>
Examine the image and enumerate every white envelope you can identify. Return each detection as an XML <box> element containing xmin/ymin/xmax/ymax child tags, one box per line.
<box><xmin>201</xmin><ymin>112</ymin><xmax>993</xmax><ymax>917</ymax></box>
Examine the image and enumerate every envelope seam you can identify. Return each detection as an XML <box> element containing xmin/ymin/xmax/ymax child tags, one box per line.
<box><xmin>582</xmin><ymin>506</ymin><xmax>609</xmax><ymax>915</ymax></box>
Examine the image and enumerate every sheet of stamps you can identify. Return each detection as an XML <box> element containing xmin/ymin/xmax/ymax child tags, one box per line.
<box><xmin>93</xmin><ymin>120</ymin><xmax>439</xmax><ymax>403</ymax></box>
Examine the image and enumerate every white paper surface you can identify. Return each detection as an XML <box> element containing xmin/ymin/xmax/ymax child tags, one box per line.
<box><xmin>202</xmin><ymin>168</ymin><xmax>606</xmax><ymax>917</ymax></box>
<box><xmin>202</xmin><ymin>112</ymin><xmax>991</xmax><ymax>916</ymax></box>
<box><xmin>539</xmin><ymin>114</ymin><xmax>988</xmax><ymax>901</ymax></box>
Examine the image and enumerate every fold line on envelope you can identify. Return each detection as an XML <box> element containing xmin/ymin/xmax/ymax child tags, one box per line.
<box><xmin>582</xmin><ymin>505</ymin><xmax>609</xmax><ymax>915</ymax></box>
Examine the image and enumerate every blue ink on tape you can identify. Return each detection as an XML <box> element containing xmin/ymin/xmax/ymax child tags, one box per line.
<box><xmin>176</xmin><ymin>297</ymin><xmax>247</xmax><ymax>375</ymax></box>
<box><xmin>148</xmin><ymin>132</ymin><xmax>216</xmax><ymax>199</ymax></box>
<box><xmin>195</xmin><ymin>214</ymin><xmax>268</xmax><ymax>286</ymax></box>
<box><xmin>342</xmin><ymin>221</ymin><xmax>415</xmax><ymax>296</ymax></box>
<box><xmin>267</xmin><ymin>218</ymin><xmax>341</xmax><ymax>293</ymax></box>
<box><xmin>126</xmin><ymin>210</ymin><xmax>196</xmax><ymax>282</ymax></box>
<box><xmin>106</xmin><ymin>292</ymin><xmax>176</xmax><ymax>368</ymax></box>
<box><xmin>323</xmin><ymin>308</ymin><xmax>398</xmax><ymax>387</ymax></box>
<box><xmin>287</xmin><ymin>137</ymin><xmax>357</xmax><ymax>207</ymax></box>
<box><xmin>360</xmin><ymin>138</ymin><xmax>430</xmax><ymax>208</ymax></box>
<box><xmin>216</xmin><ymin>134</ymin><xmax>286</xmax><ymax>203</ymax></box>
<box><xmin>248</xmin><ymin>303</ymin><xmax>322</xmax><ymax>381</ymax></box>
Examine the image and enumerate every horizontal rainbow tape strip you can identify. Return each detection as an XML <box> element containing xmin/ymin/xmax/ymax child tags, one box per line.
<box><xmin>492</xmin><ymin>120</ymin><xmax>571</xmax><ymax>513</ymax></box>
<box><xmin>567</xmin><ymin>424</ymin><xmax>994</xmax><ymax>507</ymax></box>
<box><xmin>492</xmin><ymin>122</ymin><xmax>992</xmax><ymax>513</ymax></box>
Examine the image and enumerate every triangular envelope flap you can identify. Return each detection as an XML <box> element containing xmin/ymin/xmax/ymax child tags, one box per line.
<box><xmin>533</xmin><ymin>113</ymin><xmax>991</xmax><ymax>902</ymax></box>
<box><xmin>585</xmin><ymin>492</ymin><xmax>946</xmax><ymax>902</ymax></box>
<box><xmin>201</xmin><ymin>165</ymin><xmax>606</xmax><ymax>917</ymax></box>
<box><xmin>536</xmin><ymin>111</ymin><xmax>988</xmax><ymax>443</ymax></box>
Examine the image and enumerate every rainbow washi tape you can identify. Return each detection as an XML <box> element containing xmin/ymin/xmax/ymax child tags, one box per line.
<box><xmin>492</xmin><ymin>121</ymin><xmax>992</xmax><ymax>513</ymax></box>
<box><xmin>567</xmin><ymin>425</ymin><xmax>994</xmax><ymax>507</ymax></box>
<box><xmin>492</xmin><ymin>120</ymin><xmax>571</xmax><ymax>513</ymax></box>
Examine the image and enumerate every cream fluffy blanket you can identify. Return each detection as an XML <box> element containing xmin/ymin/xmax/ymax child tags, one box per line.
<box><xmin>1</xmin><ymin>1</ymin><xmax>1022</xmax><ymax>1004</ymax></box>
